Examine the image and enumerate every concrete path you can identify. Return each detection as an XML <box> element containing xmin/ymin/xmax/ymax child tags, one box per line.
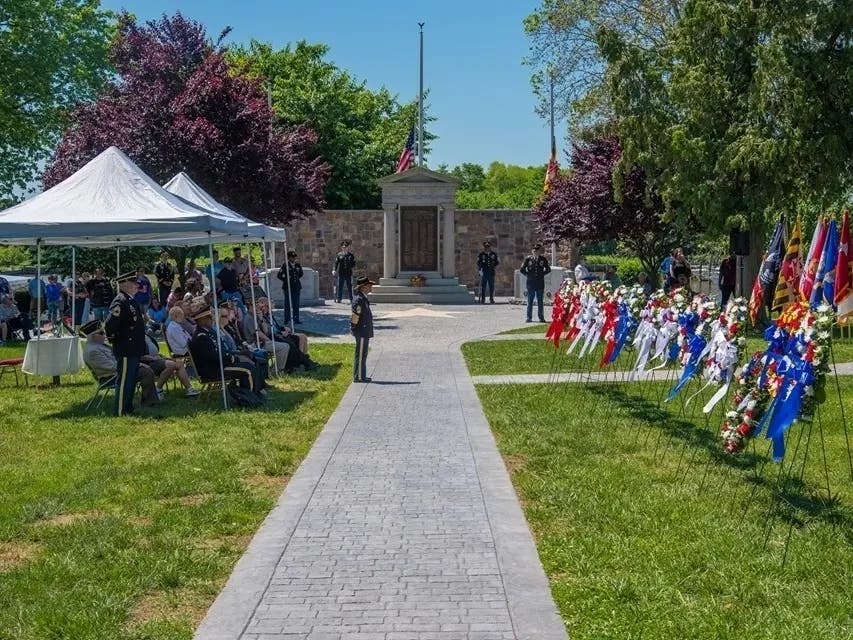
<box><xmin>195</xmin><ymin>303</ymin><xmax>567</xmax><ymax>640</ymax></box>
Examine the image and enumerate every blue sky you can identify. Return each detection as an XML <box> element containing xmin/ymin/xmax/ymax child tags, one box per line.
<box><xmin>99</xmin><ymin>0</ymin><xmax>556</xmax><ymax>170</ymax></box>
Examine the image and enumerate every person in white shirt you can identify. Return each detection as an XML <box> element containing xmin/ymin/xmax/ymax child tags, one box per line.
<box><xmin>165</xmin><ymin>306</ymin><xmax>193</xmax><ymax>356</ymax></box>
<box><xmin>574</xmin><ymin>258</ymin><xmax>591</xmax><ymax>282</ymax></box>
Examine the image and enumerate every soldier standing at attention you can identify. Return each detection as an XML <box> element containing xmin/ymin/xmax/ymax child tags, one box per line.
<box><xmin>520</xmin><ymin>243</ymin><xmax>551</xmax><ymax>323</ymax></box>
<box><xmin>278</xmin><ymin>250</ymin><xmax>304</xmax><ymax>325</ymax></box>
<box><xmin>351</xmin><ymin>276</ymin><xmax>375</xmax><ymax>383</ymax></box>
<box><xmin>476</xmin><ymin>240</ymin><xmax>500</xmax><ymax>304</ymax></box>
<box><xmin>333</xmin><ymin>239</ymin><xmax>356</xmax><ymax>303</ymax></box>
<box><xmin>105</xmin><ymin>271</ymin><xmax>147</xmax><ymax>416</ymax></box>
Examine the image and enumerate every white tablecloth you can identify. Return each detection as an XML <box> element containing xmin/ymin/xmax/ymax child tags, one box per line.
<box><xmin>22</xmin><ymin>336</ymin><xmax>84</xmax><ymax>377</ymax></box>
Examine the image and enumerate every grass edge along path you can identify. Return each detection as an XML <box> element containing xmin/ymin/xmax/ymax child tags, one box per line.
<box><xmin>0</xmin><ymin>342</ymin><xmax>353</xmax><ymax>640</ymax></box>
<box><xmin>469</xmin><ymin>370</ymin><xmax>853</xmax><ymax>640</ymax></box>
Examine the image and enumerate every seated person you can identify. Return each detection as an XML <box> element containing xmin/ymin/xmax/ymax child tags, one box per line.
<box><xmin>188</xmin><ymin>307</ymin><xmax>259</xmax><ymax>393</ymax></box>
<box><xmin>147</xmin><ymin>297</ymin><xmax>168</xmax><ymax>334</ymax></box>
<box><xmin>80</xmin><ymin>320</ymin><xmax>159</xmax><ymax>407</ymax></box>
<box><xmin>216</xmin><ymin>306</ymin><xmax>269</xmax><ymax>392</ymax></box>
<box><xmin>165</xmin><ymin>306</ymin><xmax>194</xmax><ymax>356</ymax></box>
<box><xmin>166</xmin><ymin>286</ymin><xmax>184</xmax><ymax>308</ymax></box>
<box><xmin>0</xmin><ymin>294</ymin><xmax>33</xmax><ymax>342</ymax></box>
<box><xmin>241</xmin><ymin>299</ymin><xmax>291</xmax><ymax>371</ymax></box>
<box><xmin>143</xmin><ymin>333</ymin><xmax>199</xmax><ymax>397</ymax></box>
<box><xmin>256</xmin><ymin>297</ymin><xmax>318</xmax><ymax>371</ymax></box>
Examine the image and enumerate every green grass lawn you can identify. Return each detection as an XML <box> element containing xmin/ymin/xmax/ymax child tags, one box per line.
<box><xmin>474</xmin><ymin>377</ymin><xmax>853</xmax><ymax>640</ymax></box>
<box><xmin>0</xmin><ymin>341</ymin><xmax>353</xmax><ymax>640</ymax></box>
<box><xmin>500</xmin><ymin>324</ymin><xmax>551</xmax><ymax>335</ymax></box>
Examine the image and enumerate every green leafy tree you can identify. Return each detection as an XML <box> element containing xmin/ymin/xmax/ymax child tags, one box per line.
<box><xmin>229</xmin><ymin>41</ymin><xmax>433</xmax><ymax>209</ymax></box>
<box><xmin>449</xmin><ymin>162</ymin><xmax>547</xmax><ymax>209</ymax></box>
<box><xmin>0</xmin><ymin>0</ymin><xmax>113</xmax><ymax>205</ymax></box>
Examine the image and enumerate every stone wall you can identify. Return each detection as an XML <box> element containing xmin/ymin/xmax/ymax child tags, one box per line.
<box><xmin>275</xmin><ymin>209</ymin><xmax>572</xmax><ymax>299</ymax></box>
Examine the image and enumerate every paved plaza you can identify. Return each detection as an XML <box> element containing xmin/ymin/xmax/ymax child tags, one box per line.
<box><xmin>194</xmin><ymin>302</ymin><xmax>568</xmax><ymax>640</ymax></box>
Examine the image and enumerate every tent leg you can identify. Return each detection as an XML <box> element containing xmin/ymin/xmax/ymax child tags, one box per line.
<box><xmin>246</xmin><ymin>240</ymin><xmax>261</xmax><ymax>351</ymax></box>
<box><xmin>35</xmin><ymin>239</ymin><xmax>42</xmax><ymax>381</ymax></box>
<box><xmin>71</xmin><ymin>247</ymin><xmax>76</xmax><ymax>331</ymax></box>
<box><xmin>116</xmin><ymin>247</ymin><xmax>120</xmax><ymax>278</ymax></box>
<box><xmin>208</xmin><ymin>238</ymin><xmax>228</xmax><ymax>410</ymax></box>
<box><xmin>282</xmin><ymin>238</ymin><xmax>294</xmax><ymax>333</ymax></box>
<box><xmin>264</xmin><ymin>242</ymin><xmax>279</xmax><ymax>377</ymax></box>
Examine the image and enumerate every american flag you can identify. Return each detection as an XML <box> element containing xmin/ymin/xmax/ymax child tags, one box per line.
<box><xmin>395</xmin><ymin>127</ymin><xmax>416</xmax><ymax>173</ymax></box>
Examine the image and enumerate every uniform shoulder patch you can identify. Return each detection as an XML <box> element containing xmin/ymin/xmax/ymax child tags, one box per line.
<box><xmin>111</xmin><ymin>305</ymin><xmax>122</xmax><ymax>317</ymax></box>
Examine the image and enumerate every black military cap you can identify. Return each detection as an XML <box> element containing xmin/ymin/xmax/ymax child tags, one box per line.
<box><xmin>114</xmin><ymin>270</ymin><xmax>138</xmax><ymax>283</ymax></box>
<box><xmin>287</xmin><ymin>250</ymin><xmax>297</xmax><ymax>258</ymax></box>
<box><xmin>79</xmin><ymin>319</ymin><xmax>103</xmax><ymax>337</ymax></box>
<box><xmin>533</xmin><ymin>243</ymin><xmax>543</xmax><ymax>251</ymax></box>
<box><xmin>355</xmin><ymin>276</ymin><xmax>376</xmax><ymax>288</ymax></box>
<box><xmin>483</xmin><ymin>241</ymin><xmax>491</xmax><ymax>247</ymax></box>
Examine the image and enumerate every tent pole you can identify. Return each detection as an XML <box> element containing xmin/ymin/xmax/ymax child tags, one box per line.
<box><xmin>71</xmin><ymin>247</ymin><xmax>76</xmax><ymax>332</ymax></box>
<box><xmin>115</xmin><ymin>247</ymin><xmax>120</xmax><ymax>278</ymax></box>
<box><xmin>35</xmin><ymin>239</ymin><xmax>42</xmax><ymax>379</ymax></box>
<box><xmin>208</xmin><ymin>237</ymin><xmax>228</xmax><ymax>410</ymax></box>
<box><xmin>246</xmin><ymin>240</ymin><xmax>261</xmax><ymax>352</ymax></box>
<box><xmin>264</xmin><ymin>240</ymin><xmax>279</xmax><ymax>377</ymax></box>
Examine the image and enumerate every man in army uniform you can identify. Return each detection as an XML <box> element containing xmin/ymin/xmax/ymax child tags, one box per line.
<box><xmin>332</xmin><ymin>239</ymin><xmax>356</xmax><ymax>303</ymax></box>
<box><xmin>277</xmin><ymin>250</ymin><xmax>304</xmax><ymax>325</ymax></box>
<box><xmin>476</xmin><ymin>240</ymin><xmax>500</xmax><ymax>304</ymax></box>
<box><xmin>520</xmin><ymin>243</ymin><xmax>551</xmax><ymax>323</ymax></box>
<box><xmin>104</xmin><ymin>271</ymin><xmax>148</xmax><ymax>416</ymax></box>
<box><xmin>188</xmin><ymin>307</ymin><xmax>259</xmax><ymax>393</ymax></box>
<box><xmin>351</xmin><ymin>276</ymin><xmax>375</xmax><ymax>383</ymax></box>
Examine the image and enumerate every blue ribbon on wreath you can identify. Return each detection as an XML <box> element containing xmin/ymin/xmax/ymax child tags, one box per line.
<box><xmin>666</xmin><ymin>332</ymin><xmax>707</xmax><ymax>402</ymax></box>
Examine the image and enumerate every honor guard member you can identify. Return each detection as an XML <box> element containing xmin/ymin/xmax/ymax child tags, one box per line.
<box><xmin>333</xmin><ymin>239</ymin><xmax>356</xmax><ymax>303</ymax></box>
<box><xmin>476</xmin><ymin>240</ymin><xmax>500</xmax><ymax>304</ymax></box>
<box><xmin>520</xmin><ymin>243</ymin><xmax>551</xmax><ymax>323</ymax></box>
<box><xmin>351</xmin><ymin>276</ymin><xmax>375</xmax><ymax>383</ymax></box>
<box><xmin>277</xmin><ymin>250</ymin><xmax>304</xmax><ymax>324</ymax></box>
<box><xmin>188</xmin><ymin>307</ymin><xmax>259</xmax><ymax>393</ymax></box>
<box><xmin>104</xmin><ymin>271</ymin><xmax>147</xmax><ymax>416</ymax></box>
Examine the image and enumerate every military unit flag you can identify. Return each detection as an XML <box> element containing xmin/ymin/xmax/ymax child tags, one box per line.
<box><xmin>748</xmin><ymin>217</ymin><xmax>786</xmax><ymax>325</ymax></box>
<box><xmin>771</xmin><ymin>218</ymin><xmax>802</xmax><ymax>313</ymax></box>
<box><xmin>800</xmin><ymin>216</ymin><xmax>827</xmax><ymax>301</ymax></box>
<box><xmin>395</xmin><ymin>127</ymin><xmax>416</xmax><ymax>173</ymax></box>
<box><xmin>811</xmin><ymin>219</ymin><xmax>838</xmax><ymax>308</ymax></box>
<box><xmin>836</xmin><ymin>210</ymin><xmax>852</xmax><ymax>322</ymax></box>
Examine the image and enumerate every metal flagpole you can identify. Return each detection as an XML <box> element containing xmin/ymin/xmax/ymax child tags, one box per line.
<box><xmin>208</xmin><ymin>236</ymin><xmax>228</xmax><ymax>409</ymax></box>
<box><xmin>418</xmin><ymin>22</ymin><xmax>425</xmax><ymax>167</ymax></box>
<box><xmin>548</xmin><ymin>69</ymin><xmax>558</xmax><ymax>267</ymax></box>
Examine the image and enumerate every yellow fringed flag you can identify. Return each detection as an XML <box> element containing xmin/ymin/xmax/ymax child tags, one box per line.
<box><xmin>771</xmin><ymin>218</ymin><xmax>803</xmax><ymax>313</ymax></box>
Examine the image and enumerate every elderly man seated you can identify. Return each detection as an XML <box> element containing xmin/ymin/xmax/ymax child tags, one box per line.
<box><xmin>217</xmin><ymin>305</ymin><xmax>269</xmax><ymax>393</ymax></box>
<box><xmin>165</xmin><ymin>306</ymin><xmax>194</xmax><ymax>356</ymax></box>
<box><xmin>241</xmin><ymin>298</ymin><xmax>290</xmax><ymax>371</ymax></box>
<box><xmin>188</xmin><ymin>307</ymin><xmax>259</xmax><ymax>393</ymax></box>
<box><xmin>80</xmin><ymin>320</ymin><xmax>159</xmax><ymax>408</ymax></box>
<box><xmin>143</xmin><ymin>332</ymin><xmax>199</xmax><ymax>397</ymax></box>
<box><xmin>248</xmin><ymin>298</ymin><xmax>318</xmax><ymax>372</ymax></box>
<box><xmin>0</xmin><ymin>294</ymin><xmax>33</xmax><ymax>343</ymax></box>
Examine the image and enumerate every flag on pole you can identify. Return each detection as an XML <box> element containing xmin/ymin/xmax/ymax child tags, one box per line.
<box><xmin>800</xmin><ymin>216</ymin><xmax>827</xmax><ymax>301</ymax></box>
<box><xmin>395</xmin><ymin>127</ymin><xmax>415</xmax><ymax>173</ymax></box>
<box><xmin>748</xmin><ymin>216</ymin><xmax>786</xmax><ymax>325</ymax></box>
<box><xmin>771</xmin><ymin>218</ymin><xmax>802</xmax><ymax>313</ymax></box>
<box><xmin>810</xmin><ymin>218</ymin><xmax>838</xmax><ymax>308</ymax></box>
<box><xmin>543</xmin><ymin>149</ymin><xmax>559</xmax><ymax>193</ymax></box>
<box><xmin>835</xmin><ymin>210</ymin><xmax>852</xmax><ymax>321</ymax></box>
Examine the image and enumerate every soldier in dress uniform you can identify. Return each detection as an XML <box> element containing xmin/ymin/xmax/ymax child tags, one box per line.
<box><xmin>277</xmin><ymin>250</ymin><xmax>304</xmax><ymax>324</ymax></box>
<box><xmin>520</xmin><ymin>243</ymin><xmax>551</xmax><ymax>323</ymax></box>
<box><xmin>476</xmin><ymin>240</ymin><xmax>500</xmax><ymax>304</ymax></box>
<box><xmin>351</xmin><ymin>276</ymin><xmax>375</xmax><ymax>383</ymax></box>
<box><xmin>188</xmin><ymin>307</ymin><xmax>258</xmax><ymax>393</ymax></box>
<box><xmin>104</xmin><ymin>271</ymin><xmax>148</xmax><ymax>416</ymax></box>
<box><xmin>333</xmin><ymin>239</ymin><xmax>356</xmax><ymax>303</ymax></box>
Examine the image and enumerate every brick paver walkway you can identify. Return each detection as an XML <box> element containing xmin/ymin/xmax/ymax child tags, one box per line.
<box><xmin>195</xmin><ymin>303</ymin><xmax>567</xmax><ymax>640</ymax></box>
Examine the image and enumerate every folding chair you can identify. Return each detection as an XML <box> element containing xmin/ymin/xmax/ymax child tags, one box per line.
<box><xmin>0</xmin><ymin>358</ymin><xmax>27</xmax><ymax>387</ymax></box>
<box><xmin>86</xmin><ymin>373</ymin><xmax>117</xmax><ymax>410</ymax></box>
<box><xmin>186</xmin><ymin>350</ymin><xmax>223</xmax><ymax>405</ymax></box>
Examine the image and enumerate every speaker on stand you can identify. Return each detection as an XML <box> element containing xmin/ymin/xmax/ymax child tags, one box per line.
<box><xmin>729</xmin><ymin>229</ymin><xmax>750</xmax><ymax>297</ymax></box>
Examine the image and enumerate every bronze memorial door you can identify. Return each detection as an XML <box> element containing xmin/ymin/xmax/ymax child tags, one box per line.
<box><xmin>399</xmin><ymin>206</ymin><xmax>438</xmax><ymax>271</ymax></box>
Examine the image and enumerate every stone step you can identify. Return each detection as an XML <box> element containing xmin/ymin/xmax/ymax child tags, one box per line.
<box><xmin>370</xmin><ymin>285</ymin><xmax>473</xmax><ymax>294</ymax></box>
<box><xmin>378</xmin><ymin>277</ymin><xmax>463</xmax><ymax>287</ymax></box>
<box><xmin>368</xmin><ymin>292</ymin><xmax>476</xmax><ymax>304</ymax></box>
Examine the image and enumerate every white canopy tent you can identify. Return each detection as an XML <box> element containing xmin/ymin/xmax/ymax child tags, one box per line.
<box><xmin>0</xmin><ymin>146</ymin><xmax>251</xmax><ymax>407</ymax></box>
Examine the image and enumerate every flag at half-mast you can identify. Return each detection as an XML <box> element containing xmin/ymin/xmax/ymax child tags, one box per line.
<box><xmin>395</xmin><ymin>127</ymin><xmax>416</xmax><ymax>173</ymax></box>
<box><xmin>771</xmin><ymin>218</ymin><xmax>802</xmax><ymax>313</ymax></box>
<box><xmin>800</xmin><ymin>216</ymin><xmax>828</xmax><ymax>301</ymax></box>
<box><xmin>543</xmin><ymin>142</ymin><xmax>559</xmax><ymax>193</ymax></box>
<box><xmin>836</xmin><ymin>210</ymin><xmax>853</xmax><ymax>321</ymax></box>
<box><xmin>748</xmin><ymin>216</ymin><xmax>786</xmax><ymax>325</ymax></box>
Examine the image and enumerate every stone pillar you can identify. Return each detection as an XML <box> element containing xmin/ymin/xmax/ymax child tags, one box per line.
<box><xmin>442</xmin><ymin>204</ymin><xmax>455</xmax><ymax>278</ymax></box>
<box><xmin>383</xmin><ymin>206</ymin><xmax>396</xmax><ymax>279</ymax></box>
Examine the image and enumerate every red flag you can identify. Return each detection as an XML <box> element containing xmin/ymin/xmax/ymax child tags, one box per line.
<box><xmin>836</xmin><ymin>210</ymin><xmax>852</xmax><ymax>321</ymax></box>
<box><xmin>395</xmin><ymin>128</ymin><xmax>415</xmax><ymax>173</ymax></box>
<box><xmin>800</xmin><ymin>216</ymin><xmax>827</xmax><ymax>301</ymax></box>
<box><xmin>543</xmin><ymin>153</ymin><xmax>559</xmax><ymax>193</ymax></box>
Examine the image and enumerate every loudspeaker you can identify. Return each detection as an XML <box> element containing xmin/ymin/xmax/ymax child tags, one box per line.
<box><xmin>729</xmin><ymin>229</ymin><xmax>750</xmax><ymax>256</ymax></box>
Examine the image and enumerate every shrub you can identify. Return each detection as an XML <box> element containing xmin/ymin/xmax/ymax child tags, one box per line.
<box><xmin>585</xmin><ymin>255</ymin><xmax>645</xmax><ymax>284</ymax></box>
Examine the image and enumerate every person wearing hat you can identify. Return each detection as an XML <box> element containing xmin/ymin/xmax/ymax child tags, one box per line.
<box><xmin>188</xmin><ymin>307</ymin><xmax>259</xmax><ymax>393</ymax></box>
<box><xmin>332</xmin><ymin>239</ymin><xmax>356</xmax><ymax>303</ymax></box>
<box><xmin>476</xmin><ymin>240</ymin><xmax>500</xmax><ymax>304</ymax></box>
<box><xmin>81</xmin><ymin>319</ymin><xmax>159</xmax><ymax>408</ymax></box>
<box><xmin>104</xmin><ymin>271</ymin><xmax>148</xmax><ymax>416</ymax></box>
<box><xmin>351</xmin><ymin>276</ymin><xmax>375</xmax><ymax>382</ymax></box>
<box><xmin>277</xmin><ymin>250</ymin><xmax>304</xmax><ymax>324</ymax></box>
<box><xmin>520</xmin><ymin>243</ymin><xmax>551</xmax><ymax>323</ymax></box>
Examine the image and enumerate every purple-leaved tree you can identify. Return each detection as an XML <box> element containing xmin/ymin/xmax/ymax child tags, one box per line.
<box><xmin>534</xmin><ymin>136</ymin><xmax>678</xmax><ymax>282</ymax></box>
<box><xmin>44</xmin><ymin>12</ymin><xmax>329</xmax><ymax>228</ymax></box>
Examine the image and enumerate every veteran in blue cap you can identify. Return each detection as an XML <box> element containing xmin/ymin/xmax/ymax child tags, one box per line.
<box><xmin>104</xmin><ymin>270</ymin><xmax>147</xmax><ymax>416</ymax></box>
